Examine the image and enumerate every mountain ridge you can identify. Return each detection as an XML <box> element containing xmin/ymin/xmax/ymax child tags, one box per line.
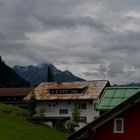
<box><xmin>13</xmin><ymin>63</ymin><xmax>85</xmax><ymax>86</ymax></box>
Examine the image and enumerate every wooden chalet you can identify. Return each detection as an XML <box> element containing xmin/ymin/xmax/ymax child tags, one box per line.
<box><xmin>68</xmin><ymin>90</ymin><xmax>140</xmax><ymax>140</ymax></box>
<box><xmin>24</xmin><ymin>81</ymin><xmax>110</xmax><ymax>129</ymax></box>
<box><xmin>0</xmin><ymin>88</ymin><xmax>34</xmax><ymax>105</ymax></box>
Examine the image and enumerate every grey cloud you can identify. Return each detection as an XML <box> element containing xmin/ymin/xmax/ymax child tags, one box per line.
<box><xmin>105</xmin><ymin>30</ymin><xmax>140</xmax><ymax>52</ymax></box>
<box><xmin>34</xmin><ymin>15</ymin><xmax>109</xmax><ymax>33</ymax></box>
<box><xmin>0</xmin><ymin>0</ymin><xmax>36</xmax><ymax>58</ymax></box>
<box><xmin>83</xmin><ymin>71</ymin><xmax>98</xmax><ymax>77</ymax></box>
<box><xmin>98</xmin><ymin>64</ymin><xmax>108</xmax><ymax>76</ymax></box>
<box><xmin>98</xmin><ymin>62</ymin><xmax>127</xmax><ymax>79</ymax></box>
<box><xmin>107</xmin><ymin>62</ymin><xmax>125</xmax><ymax>77</ymax></box>
<box><xmin>1</xmin><ymin>0</ymin><xmax>140</xmax><ymax>84</ymax></box>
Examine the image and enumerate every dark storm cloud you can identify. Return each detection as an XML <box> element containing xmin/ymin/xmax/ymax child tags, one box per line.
<box><xmin>1</xmin><ymin>0</ymin><xmax>140</xmax><ymax>84</ymax></box>
<box><xmin>103</xmin><ymin>30</ymin><xmax>140</xmax><ymax>52</ymax></box>
<box><xmin>107</xmin><ymin>62</ymin><xmax>125</xmax><ymax>77</ymax></box>
<box><xmin>35</xmin><ymin>15</ymin><xmax>109</xmax><ymax>33</ymax></box>
<box><xmin>0</xmin><ymin>0</ymin><xmax>34</xmax><ymax>52</ymax></box>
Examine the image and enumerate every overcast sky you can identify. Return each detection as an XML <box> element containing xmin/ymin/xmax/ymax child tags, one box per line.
<box><xmin>1</xmin><ymin>0</ymin><xmax>140</xmax><ymax>84</ymax></box>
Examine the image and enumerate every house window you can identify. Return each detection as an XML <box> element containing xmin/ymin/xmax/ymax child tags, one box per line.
<box><xmin>68</xmin><ymin>101</ymin><xmax>71</xmax><ymax>105</ymax></box>
<box><xmin>114</xmin><ymin>118</ymin><xmax>124</xmax><ymax>133</ymax></box>
<box><xmin>50</xmin><ymin>90</ymin><xmax>54</xmax><ymax>94</ymax></box>
<box><xmin>48</xmin><ymin>103</ymin><xmax>56</xmax><ymax>107</ymax></box>
<box><xmin>59</xmin><ymin>109</ymin><xmax>68</xmax><ymax>114</ymax></box>
<box><xmin>7</xmin><ymin>98</ymin><xmax>10</xmax><ymax>101</ymax></box>
<box><xmin>48</xmin><ymin>103</ymin><xmax>51</xmax><ymax>107</ymax></box>
<box><xmin>77</xmin><ymin>103</ymin><xmax>86</xmax><ymax>110</ymax></box>
<box><xmin>71</xmin><ymin>90</ymin><xmax>78</xmax><ymax>94</ymax></box>
<box><xmin>80</xmin><ymin>117</ymin><xmax>87</xmax><ymax>123</ymax></box>
<box><xmin>49</xmin><ymin>87</ymin><xmax>87</xmax><ymax>94</ymax></box>
<box><xmin>13</xmin><ymin>97</ymin><xmax>17</xmax><ymax>101</ymax></box>
<box><xmin>80</xmin><ymin>103</ymin><xmax>86</xmax><ymax>109</ymax></box>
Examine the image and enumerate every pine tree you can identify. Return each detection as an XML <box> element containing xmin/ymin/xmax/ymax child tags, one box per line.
<box><xmin>69</xmin><ymin>105</ymin><xmax>80</xmax><ymax>132</ymax></box>
<box><xmin>47</xmin><ymin>65</ymin><xmax>54</xmax><ymax>82</ymax></box>
<box><xmin>28</xmin><ymin>93</ymin><xmax>36</xmax><ymax>121</ymax></box>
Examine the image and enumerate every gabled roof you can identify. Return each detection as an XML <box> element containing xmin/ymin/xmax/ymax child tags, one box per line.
<box><xmin>96</xmin><ymin>87</ymin><xmax>140</xmax><ymax>111</ymax></box>
<box><xmin>68</xmin><ymin>90</ymin><xmax>140</xmax><ymax>140</ymax></box>
<box><xmin>0</xmin><ymin>88</ymin><xmax>34</xmax><ymax>96</ymax></box>
<box><xmin>24</xmin><ymin>81</ymin><xmax>110</xmax><ymax>101</ymax></box>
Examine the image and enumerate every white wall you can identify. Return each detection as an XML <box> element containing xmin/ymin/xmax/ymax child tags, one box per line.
<box><xmin>37</xmin><ymin>100</ymin><xmax>99</xmax><ymax>128</ymax></box>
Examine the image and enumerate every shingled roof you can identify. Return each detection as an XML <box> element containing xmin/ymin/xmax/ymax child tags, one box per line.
<box><xmin>0</xmin><ymin>88</ymin><xmax>34</xmax><ymax>96</ymax></box>
<box><xmin>24</xmin><ymin>81</ymin><xmax>110</xmax><ymax>101</ymax></box>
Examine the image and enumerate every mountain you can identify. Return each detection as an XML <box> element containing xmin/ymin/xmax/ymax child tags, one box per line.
<box><xmin>13</xmin><ymin>63</ymin><xmax>85</xmax><ymax>86</ymax></box>
<box><xmin>0</xmin><ymin>56</ymin><xmax>30</xmax><ymax>87</ymax></box>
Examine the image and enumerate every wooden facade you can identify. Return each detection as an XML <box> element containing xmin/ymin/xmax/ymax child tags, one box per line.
<box><xmin>68</xmin><ymin>91</ymin><xmax>140</xmax><ymax>140</ymax></box>
<box><xmin>90</xmin><ymin>101</ymin><xmax>140</xmax><ymax>140</ymax></box>
<box><xmin>0</xmin><ymin>88</ymin><xmax>33</xmax><ymax>105</ymax></box>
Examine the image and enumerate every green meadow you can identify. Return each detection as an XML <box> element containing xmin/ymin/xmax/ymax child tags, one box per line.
<box><xmin>0</xmin><ymin>104</ymin><xmax>68</xmax><ymax>140</ymax></box>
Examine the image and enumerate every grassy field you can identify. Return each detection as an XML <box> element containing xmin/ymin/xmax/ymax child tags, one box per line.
<box><xmin>0</xmin><ymin>104</ymin><xmax>68</xmax><ymax>140</ymax></box>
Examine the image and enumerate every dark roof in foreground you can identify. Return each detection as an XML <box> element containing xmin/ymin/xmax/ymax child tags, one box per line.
<box><xmin>24</xmin><ymin>80</ymin><xmax>110</xmax><ymax>101</ymax></box>
<box><xmin>0</xmin><ymin>88</ymin><xmax>34</xmax><ymax>96</ymax></box>
<box><xmin>68</xmin><ymin>90</ymin><xmax>140</xmax><ymax>140</ymax></box>
<box><xmin>96</xmin><ymin>87</ymin><xmax>140</xmax><ymax>111</ymax></box>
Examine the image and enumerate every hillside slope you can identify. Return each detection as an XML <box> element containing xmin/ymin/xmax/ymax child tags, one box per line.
<box><xmin>0</xmin><ymin>56</ymin><xmax>30</xmax><ymax>87</ymax></box>
<box><xmin>0</xmin><ymin>104</ymin><xmax>67</xmax><ymax>140</ymax></box>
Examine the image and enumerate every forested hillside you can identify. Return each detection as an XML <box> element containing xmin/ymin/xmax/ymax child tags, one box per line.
<box><xmin>0</xmin><ymin>56</ymin><xmax>30</xmax><ymax>87</ymax></box>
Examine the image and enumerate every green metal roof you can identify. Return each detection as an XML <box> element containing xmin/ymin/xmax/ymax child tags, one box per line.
<box><xmin>96</xmin><ymin>87</ymin><xmax>140</xmax><ymax>111</ymax></box>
